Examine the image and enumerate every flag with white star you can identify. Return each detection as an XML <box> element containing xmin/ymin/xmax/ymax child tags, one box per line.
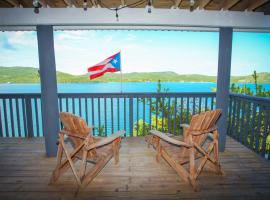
<box><xmin>87</xmin><ymin>52</ymin><xmax>121</xmax><ymax>80</ymax></box>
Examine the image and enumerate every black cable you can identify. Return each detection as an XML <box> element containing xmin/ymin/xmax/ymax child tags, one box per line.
<box><xmin>97</xmin><ymin>0</ymin><xmax>148</xmax><ymax>11</ymax></box>
<box><xmin>96</xmin><ymin>0</ymin><xmax>150</xmax><ymax>21</ymax></box>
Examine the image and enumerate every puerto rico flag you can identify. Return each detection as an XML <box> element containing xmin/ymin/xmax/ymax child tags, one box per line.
<box><xmin>87</xmin><ymin>52</ymin><xmax>121</xmax><ymax>80</ymax></box>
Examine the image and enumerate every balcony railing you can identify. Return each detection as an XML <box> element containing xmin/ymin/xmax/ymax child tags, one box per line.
<box><xmin>228</xmin><ymin>93</ymin><xmax>270</xmax><ymax>159</ymax></box>
<box><xmin>0</xmin><ymin>92</ymin><xmax>216</xmax><ymax>138</ymax></box>
<box><xmin>1</xmin><ymin>92</ymin><xmax>269</xmax><ymax>159</ymax></box>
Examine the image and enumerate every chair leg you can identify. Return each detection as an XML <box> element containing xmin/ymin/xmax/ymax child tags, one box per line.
<box><xmin>188</xmin><ymin>176</ymin><xmax>199</xmax><ymax>192</ymax></box>
<box><xmin>161</xmin><ymin>147</ymin><xmax>190</xmax><ymax>184</ymax></box>
<box><xmin>50</xmin><ymin>134</ymin><xmax>84</xmax><ymax>186</ymax></box>
<box><xmin>148</xmin><ymin>136</ymin><xmax>153</xmax><ymax>148</ymax></box>
<box><xmin>151</xmin><ymin>136</ymin><xmax>158</xmax><ymax>149</ymax></box>
<box><xmin>79</xmin><ymin>149</ymin><xmax>88</xmax><ymax>180</ymax></box>
<box><xmin>179</xmin><ymin>130</ymin><xmax>190</xmax><ymax>160</ymax></box>
<box><xmin>213</xmin><ymin>143</ymin><xmax>225</xmax><ymax>176</ymax></box>
<box><xmin>193</xmin><ymin>138</ymin><xmax>224</xmax><ymax>181</ymax></box>
<box><xmin>189</xmin><ymin>145</ymin><xmax>200</xmax><ymax>191</ymax></box>
<box><xmin>60</xmin><ymin>136</ymin><xmax>82</xmax><ymax>187</ymax></box>
<box><xmin>81</xmin><ymin>152</ymin><xmax>113</xmax><ymax>189</ymax></box>
<box><xmin>213</xmin><ymin>130</ymin><xmax>225</xmax><ymax>176</ymax></box>
<box><xmin>189</xmin><ymin>146</ymin><xmax>196</xmax><ymax>180</ymax></box>
<box><xmin>49</xmin><ymin>141</ymin><xmax>63</xmax><ymax>184</ymax></box>
<box><xmin>113</xmin><ymin>140</ymin><xmax>120</xmax><ymax>164</ymax></box>
<box><xmin>194</xmin><ymin>156</ymin><xmax>208</xmax><ymax>180</ymax></box>
<box><xmin>156</xmin><ymin>139</ymin><xmax>161</xmax><ymax>163</ymax></box>
<box><xmin>145</xmin><ymin>135</ymin><xmax>152</xmax><ymax>148</ymax></box>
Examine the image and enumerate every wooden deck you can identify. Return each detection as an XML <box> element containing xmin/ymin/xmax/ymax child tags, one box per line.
<box><xmin>0</xmin><ymin>136</ymin><xmax>270</xmax><ymax>200</ymax></box>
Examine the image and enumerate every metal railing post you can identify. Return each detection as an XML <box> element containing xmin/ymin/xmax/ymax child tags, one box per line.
<box><xmin>129</xmin><ymin>97</ymin><xmax>133</xmax><ymax>136</ymax></box>
<box><xmin>25</xmin><ymin>97</ymin><xmax>33</xmax><ymax>138</ymax></box>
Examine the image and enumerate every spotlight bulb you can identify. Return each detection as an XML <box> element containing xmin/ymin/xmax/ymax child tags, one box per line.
<box><xmin>147</xmin><ymin>0</ymin><xmax>152</xmax><ymax>13</ymax></box>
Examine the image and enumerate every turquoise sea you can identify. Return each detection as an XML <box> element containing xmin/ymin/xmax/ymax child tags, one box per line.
<box><xmin>0</xmin><ymin>82</ymin><xmax>269</xmax><ymax>93</ymax></box>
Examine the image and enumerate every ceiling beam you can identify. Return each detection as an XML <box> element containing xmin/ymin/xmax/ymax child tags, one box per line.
<box><xmin>174</xmin><ymin>0</ymin><xmax>182</xmax><ymax>9</ymax></box>
<box><xmin>223</xmin><ymin>0</ymin><xmax>241</xmax><ymax>10</ymax></box>
<box><xmin>248</xmin><ymin>0</ymin><xmax>269</xmax><ymax>11</ymax></box>
<box><xmin>0</xmin><ymin>8</ymin><xmax>270</xmax><ymax>30</ymax></box>
<box><xmin>5</xmin><ymin>25</ymin><xmax>270</xmax><ymax>32</ymax></box>
<box><xmin>4</xmin><ymin>0</ymin><xmax>20</xmax><ymax>7</ymax></box>
<box><xmin>198</xmin><ymin>0</ymin><xmax>211</xmax><ymax>9</ymax></box>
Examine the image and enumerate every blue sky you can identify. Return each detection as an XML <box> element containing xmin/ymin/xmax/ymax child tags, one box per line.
<box><xmin>0</xmin><ymin>30</ymin><xmax>269</xmax><ymax>76</ymax></box>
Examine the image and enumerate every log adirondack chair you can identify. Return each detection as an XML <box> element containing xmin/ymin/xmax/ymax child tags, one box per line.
<box><xmin>148</xmin><ymin>109</ymin><xmax>224</xmax><ymax>190</ymax></box>
<box><xmin>50</xmin><ymin>112</ymin><xmax>125</xmax><ymax>190</ymax></box>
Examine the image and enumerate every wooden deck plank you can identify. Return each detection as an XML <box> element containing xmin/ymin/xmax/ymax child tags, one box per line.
<box><xmin>0</xmin><ymin>136</ymin><xmax>270</xmax><ymax>200</ymax></box>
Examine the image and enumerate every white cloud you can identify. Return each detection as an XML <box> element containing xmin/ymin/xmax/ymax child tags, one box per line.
<box><xmin>103</xmin><ymin>35</ymin><xmax>114</xmax><ymax>44</ymax></box>
<box><xmin>55</xmin><ymin>30</ymin><xmax>96</xmax><ymax>41</ymax></box>
<box><xmin>125</xmin><ymin>33</ymin><xmax>137</xmax><ymax>41</ymax></box>
<box><xmin>8</xmin><ymin>31</ymin><xmax>37</xmax><ymax>47</ymax></box>
<box><xmin>3</xmin><ymin>30</ymin><xmax>268</xmax><ymax>76</ymax></box>
<box><xmin>51</xmin><ymin>31</ymin><xmax>220</xmax><ymax>75</ymax></box>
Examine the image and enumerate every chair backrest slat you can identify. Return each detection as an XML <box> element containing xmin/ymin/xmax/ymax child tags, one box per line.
<box><xmin>190</xmin><ymin>110</ymin><xmax>221</xmax><ymax>131</ymax></box>
<box><xmin>189</xmin><ymin>109</ymin><xmax>221</xmax><ymax>145</ymax></box>
<box><xmin>59</xmin><ymin>112</ymin><xmax>92</xmax><ymax>148</ymax></box>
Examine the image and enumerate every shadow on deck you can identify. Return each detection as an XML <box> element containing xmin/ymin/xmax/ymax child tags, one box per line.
<box><xmin>0</xmin><ymin>136</ymin><xmax>270</xmax><ymax>200</ymax></box>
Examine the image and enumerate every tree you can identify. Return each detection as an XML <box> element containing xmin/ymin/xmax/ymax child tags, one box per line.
<box><xmin>252</xmin><ymin>70</ymin><xmax>258</xmax><ymax>94</ymax></box>
<box><xmin>229</xmin><ymin>70</ymin><xmax>270</xmax><ymax>157</ymax></box>
<box><xmin>133</xmin><ymin>80</ymin><xmax>192</xmax><ymax>136</ymax></box>
<box><xmin>230</xmin><ymin>70</ymin><xmax>270</xmax><ymax>98</ymax></box>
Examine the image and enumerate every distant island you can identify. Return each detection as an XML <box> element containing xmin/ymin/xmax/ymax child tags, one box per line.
<box><xmin>0</xmin><ymin>66</ymin><xmax>270</xmax><ymax>84</ymax></box>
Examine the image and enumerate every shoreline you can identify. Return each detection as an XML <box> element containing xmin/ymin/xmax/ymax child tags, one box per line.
<box><xmin>1</xmin><ymin>81</ymin><xmax>269</xmax><ymax>84</ymax></box>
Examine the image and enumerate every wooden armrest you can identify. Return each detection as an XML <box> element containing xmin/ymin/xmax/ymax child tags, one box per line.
<box><xmin>166</xmin><ymin>133</ymin><xmax>174</xmax><ymax>137</ymax></box>
<box><xmin>150</xmin><ymin>130</ymin><xmax>191</xmax><ymax>148</ymax></box>
<box><xmin>85</xmin><ymin>130</ymin><xmax>125</xmax><ymax>150</ymax></box>
<box><xmin>180</xmin><ymin>124</ymin><xmax>190</xmax><ymax>129</ymax></box>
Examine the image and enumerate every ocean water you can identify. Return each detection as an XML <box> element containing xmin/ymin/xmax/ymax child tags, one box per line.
<box><xmin>0</xmin><ymin>82</ymin><xmax>269</xmax><ymax>93</ymax></box>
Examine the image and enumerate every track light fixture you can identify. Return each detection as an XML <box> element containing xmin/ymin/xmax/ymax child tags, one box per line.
<box><xmin>33</xmin><ymin>0</ymin><xmax>41</xmax><ymax>14</ymax></box>
<box><xmin>97</xmin><ymin>0</ymin><xmax>152</xmax><ymax>22</ymax></box>
<box><xmin>83</xmin><ymin>0</ymin><xmax>87</xmax><ymax>11</ymax></box>
<box><xmin>147</xmin><ymin>0</ymin><xmax>152</xmax><ymax>13</ymax></box>
<box><xmin>115</xmin><ymin>8</ymin><xmax>119</xmax><ymax>21</ymax></box>
<box><xmin>190</xmin><ymin>0</ymin><xmax>195</xmax><ymax>12</ymax></box>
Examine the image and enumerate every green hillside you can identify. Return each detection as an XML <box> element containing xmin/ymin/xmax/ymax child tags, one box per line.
<box><xmin>0</xmin><ymin>66</ymin><xmax>269</xmax><ymax>83</ymax></box>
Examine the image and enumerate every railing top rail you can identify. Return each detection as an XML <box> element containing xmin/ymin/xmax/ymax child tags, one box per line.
<box><xmin>2</xmin><ymin>92</ymin><xmax>269</xmax><ymax>106</ymax></box>
<box><xmin>0</xmin><ymin>93</ymin><xmax>41</xmax><ymax>98</ymax></box>
<box><xmin>230</xmin><ymin>93</ymin><xmax>270</xmax><ymax>107</ymax></box>
<box><xmin>58</xmin><ymin>92</ymin><xmax>216</xmax><ymax>98</ymax></box>
<box><xmin>0</xmin><ymin>92</ymin><xmax>216</xmax><ymax>98</ymax></box>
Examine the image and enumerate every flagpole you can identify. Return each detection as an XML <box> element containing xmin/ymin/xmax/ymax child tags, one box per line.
<box><xmin>120</xmin><ymin>50</ymin><xmax>123</xmax><ymax>93</ymax></box>
<box><xmin>121</xmin><ymin>69</ymin><xmax>123</xmax><ymax>93</ymax></box>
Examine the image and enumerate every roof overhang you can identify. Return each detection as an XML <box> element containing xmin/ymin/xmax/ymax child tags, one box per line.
<box><xmin>0</xmin><ymin>8</ymin><xmax>270</xmax><ymax>32</ymax></box>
